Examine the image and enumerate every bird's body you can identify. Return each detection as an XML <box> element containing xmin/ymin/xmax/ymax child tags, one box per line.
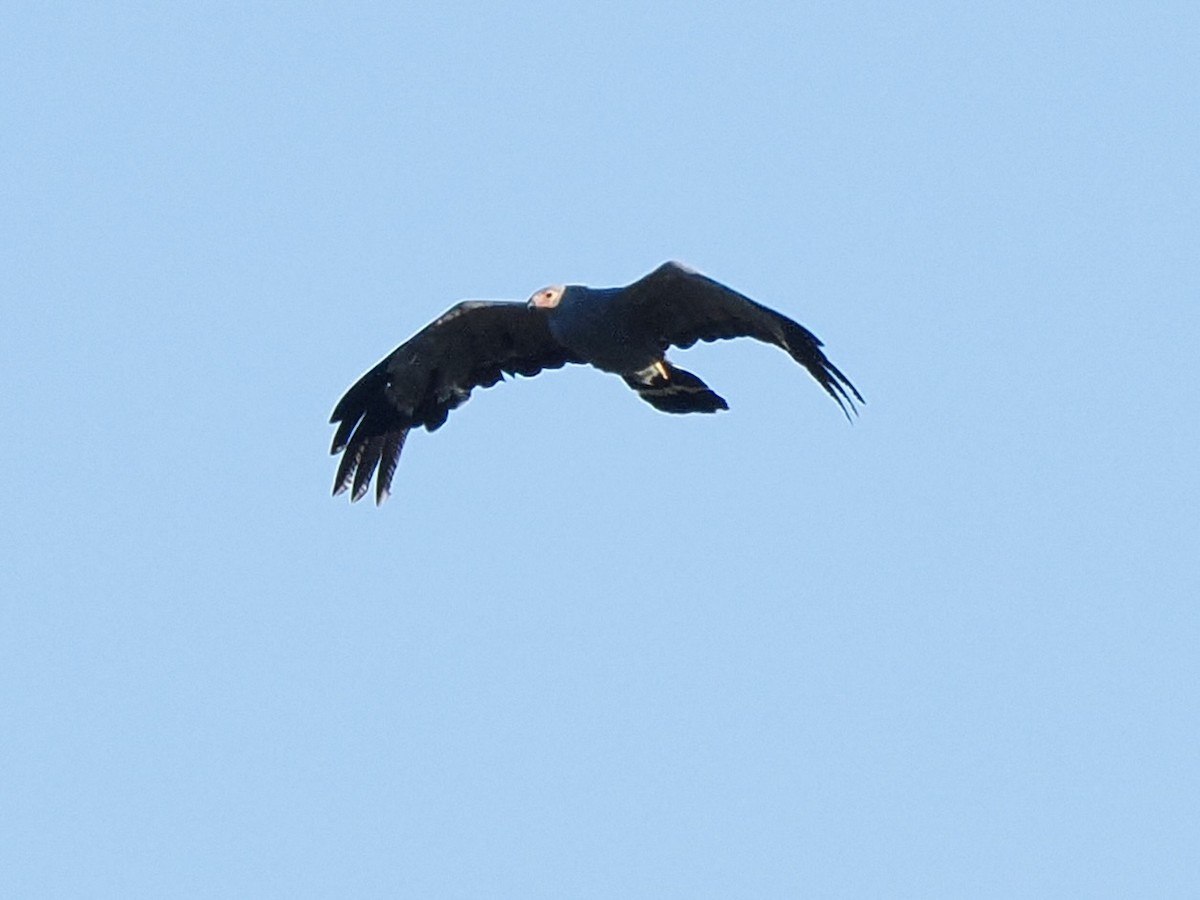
<box><xmin>548</xmin><ymin>286</ymin><xmax>656</xmax><ymax>372</ymax></box>
<box><xmin>329</xmin><ymin>262</ymin><xmax>862</xmax><ymax>503</ymax></box>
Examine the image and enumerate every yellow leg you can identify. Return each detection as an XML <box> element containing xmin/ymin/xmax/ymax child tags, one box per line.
<box><xmin>653</xmin><ymin>360</ymin><xmax>669</xmax><ymax>380</ymax></box>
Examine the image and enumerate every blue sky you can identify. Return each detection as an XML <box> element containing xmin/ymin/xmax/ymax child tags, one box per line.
<box><xmin>3</xmin><ymin>1</ymin><xmax>1197</xmax><ymax>896</ymax></box>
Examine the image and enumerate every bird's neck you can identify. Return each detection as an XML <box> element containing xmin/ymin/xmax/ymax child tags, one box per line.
<box><xmin>560</xmin><ymin>285</ymin><xmax>620</xmax><ymax>310</ymax></box>
<box><xmin>553</xmin><ymin>285</ymin><xmax>620</xmax><ymax>335</ymax></box>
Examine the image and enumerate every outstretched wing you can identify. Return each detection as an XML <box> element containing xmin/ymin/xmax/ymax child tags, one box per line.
<box><xmin>330</xmin><ymin>301</ymin><xmax>579</xmax><ymax>504</ymax></box>
<box><xmin>621</xmin><ymin>262</ymin><xmax>863</xmax><ymax>417</ymax></box>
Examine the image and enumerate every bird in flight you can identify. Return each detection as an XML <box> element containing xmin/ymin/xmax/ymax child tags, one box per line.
<box><xmin>330</xmin><ymin>261</ymin><xmax>863</xmax><ymax>503</ymax></box>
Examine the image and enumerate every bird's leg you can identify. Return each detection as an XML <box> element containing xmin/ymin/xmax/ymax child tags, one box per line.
<box><xmin>653</xmin><ymin>360</ymin><xmax>669</xmax><ymax>381</ymax></box>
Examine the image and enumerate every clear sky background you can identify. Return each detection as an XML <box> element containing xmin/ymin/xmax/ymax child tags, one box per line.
<box><xmin>2</xmin><ymin>2</ymin><xmax>1197</xmax><ymax>896</ymax></box>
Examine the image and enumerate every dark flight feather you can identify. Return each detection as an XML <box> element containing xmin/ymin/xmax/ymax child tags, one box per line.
<box><xmin>330</xmin><ymin>302</ymin><xmax>579</xmax><ymax>503</ymax></box>
<box><xmin>622</xmin><ymin>263</ymin><xmax>864</xmax><ymax>419</ymax></box>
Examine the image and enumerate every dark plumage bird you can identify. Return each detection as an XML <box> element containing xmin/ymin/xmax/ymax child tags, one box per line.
<box><xmin>330</xmin><ymin>261</ymin><xmax>863</xmax><ymax>503</ymax></box>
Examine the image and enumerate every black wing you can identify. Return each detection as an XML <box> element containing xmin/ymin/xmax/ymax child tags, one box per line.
<box><xmin>621</xmin><ymin>262</ymin><xmax>863</xmax><ymax>417</ymax></box>
<box><xmin>330</xmin><ymin>301</ymin><xmax>579</xmax><ymax>504</ymax></box>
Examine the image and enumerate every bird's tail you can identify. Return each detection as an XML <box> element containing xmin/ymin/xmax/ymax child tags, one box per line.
<box><xmin>623</xmin><ymin>361</ymin><xmax>728</xmax><ymax>414</ymax></box>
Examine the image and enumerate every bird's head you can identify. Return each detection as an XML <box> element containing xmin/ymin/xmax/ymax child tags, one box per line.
<box><xmin>527</xmin><ymin>285</ymin><xmax>565</xmax><ymax>309</ymax></box>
